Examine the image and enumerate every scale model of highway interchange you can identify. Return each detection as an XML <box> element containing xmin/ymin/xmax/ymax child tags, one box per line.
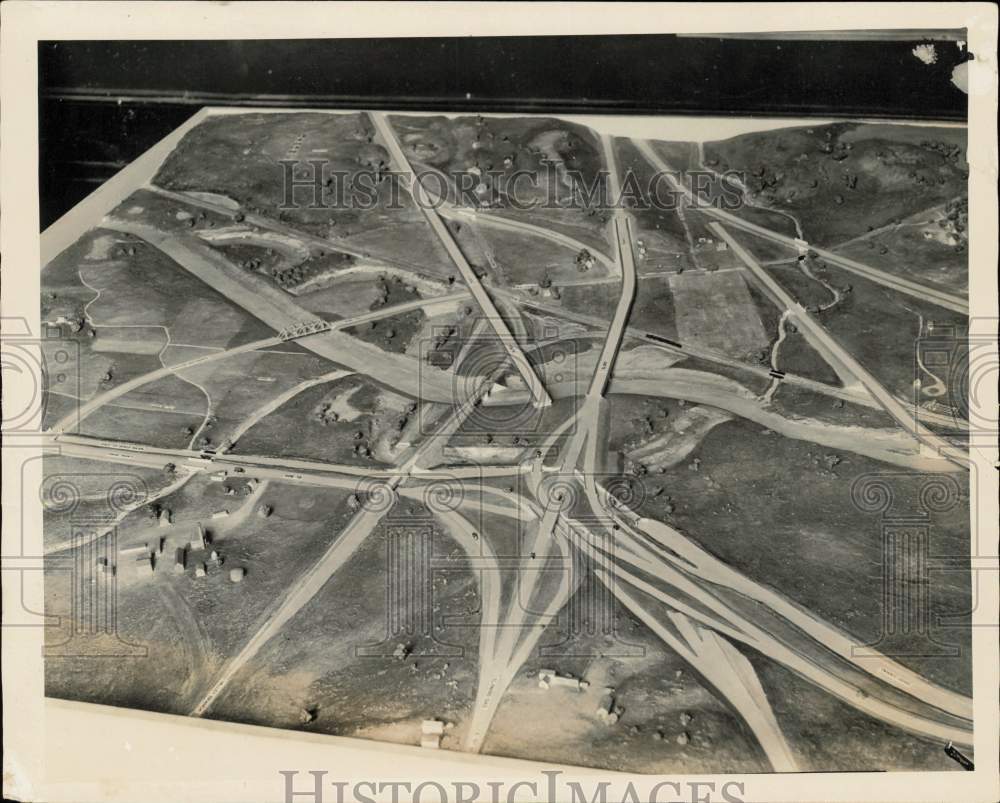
<box><xmin>41</xmin><ymin>110</ymin><xmax>973</xmax><ymax>773</ymax></box>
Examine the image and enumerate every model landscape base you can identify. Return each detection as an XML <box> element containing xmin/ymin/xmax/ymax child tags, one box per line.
<box><xmin>40</xmin><ymin>108</ymin><xmax>973</xmax><ymax>774</ymax></box>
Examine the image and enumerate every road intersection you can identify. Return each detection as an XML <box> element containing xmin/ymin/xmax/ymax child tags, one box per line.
<box><xmin>42</xmin><ymin>115</ymin><xmax>975</xmax><ymax>766</ymax></box>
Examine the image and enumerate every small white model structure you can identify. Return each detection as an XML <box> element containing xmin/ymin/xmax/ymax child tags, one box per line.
<box><xmin>194</xmin><ymin>563</ymin><xmax>207</xmax><ymax>578</ymax></box>
<box><xmin>189</xmin><ymin>524</ymin><xmax>208</xmax><ymax>550</ymax></box>
<box><xmin>158</xmin><ymin>509</ymin><xmax>172</xmax><ymax>527</ymax></box>
<box><xmin>229</xmin><ymin>567</ymin><xmax>246</xmax><ymax>583</ymax></box>
<box><xmin>420</xmin><ymin>720</ymin><xmax>444</xmax><ymax>749</ymax></box>
<box><xmin>538</xmin><ymin>669</ymin><xmax>589</xmax><ymax>691</ymax></box>
<box><xmin>596</xmin><ymin>688</ymin><xmax>619</xmax><ymax>724</ymax></box>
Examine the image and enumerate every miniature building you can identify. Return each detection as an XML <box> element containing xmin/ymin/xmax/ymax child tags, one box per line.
<box><xmin>229</xmin><ymin>567</ymin><xmax>246</xmax><ymax>583</ymax></box>
<box><xmin>173</xmin><ymin>547</ymin><xmax>186</xmax><ymax>574</ymax></box>
<box><xmin>538</xmin><ymin>669</ymin><xmax>588</xmax><ymax>691</ymax></box>
<box><xmin>419</xmin><ymin>721</ymin><xmax>443</xmax><ymax>749</ymax></box>
<box><xmin>208</xmin><ymin>471</ymin><xmax>228</xmax><ymax>482</ymax></box>
<box><xmin>256</xmin><ymin>504</ymin><xmax>272</xmax><ymax>519</ymax></box>
<box><xmin>189</xmin><ymin>524</ymin><xmax>208</xmax><ymax>551</ymax></box>
<box><xmin>421</xmin><ymin>720</ymin><xmax>445</xmax><ymax>736</ymax></box>
<box><xmin>596</xmin><ymin>689</ymin><xmax>619</xmax><ymax>724</ymax></box>
<box><xmin>210</xmin><ymin>549</ymin><xmax>221</xmax><ymax>564</ymax></box>
<box><xmin>158</xmin><ymin>509</ymin><xmax>172</xmax><ymax>527</ymax></box>
<box><xmin>194</xmin><ymin>563</ymin><xmax>207</xmax><ymax>578</ymax></box>
<box><xmin>135</xmin><ymin>554</ymin><xmax>154</xmax><ymax>577</ymax></box>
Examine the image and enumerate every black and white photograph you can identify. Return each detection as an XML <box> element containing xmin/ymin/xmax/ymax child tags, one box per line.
<box><xmin>3</xmin><ymin>4</ymin><xmax>998</xmax><ymax>802</ymax></box>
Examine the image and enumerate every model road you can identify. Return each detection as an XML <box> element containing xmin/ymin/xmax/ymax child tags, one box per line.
<box><xmin>492</xmin><ymin>288</ymin><xmax>880</xmax><ymax>410</ymax></box>
<box><xmin>49</xmin><ymin>335</ymin><xmax>281</xmax><ymax>435</ymax></box>
<box><xmin>369</xmin><ymin>112</ymin><xmax>551</xmax><ymax>409</ymax></box>
<box><xmin>465</xmin><ymin>174</ymin><xmax>640</xmax><ymax>752</ymax></box>
<box><xmin>633</xmin><ymin>513</ymin><xmax>975</xmax><ymax>721</ymax></box>
<box><xmin>515</xmin><ymin>208</ymin><xmax>637</xmax><ymax>636</ymax></box>
<box><xmin>610</xmin><ymin>582</ymin><xmax>799</xmax><ymax>772</ymax></box>
<box><xmin>710</xmin><ymin>221</ymin><xmax>968</xmax><ymax>469</ymax></box>
<box><xmin>54</xmin><ymin>434</ymin><xmax>527</xmax><ymax>483</ymax></box>
<box><xmin>495</xmin><ymin>285</ymin><xmax>968</xmax><ymax>433</ymax></box>
<box><xmin>50</xmin><ymin>435</ymin><xmax>529</xmax><ymax>538</ymax></box>
<box><xmin>50</xmin><ymin>281</ymin><xmax>478</xmax><ymax>438</ymax></box>
<box><xmin>46</xmin><ymin>130</ymin><xmax>973</xmax><ymax>756</ymax></box>
<box><xmin>190</xmin><ymin>360</ymin><xmax>513</xmax><ymax>716</ymax></box>
<box><xmin>600</xmin><ymin>534</ymin><xmax>975</xmax><ymax>746</ymax></box>
<box><xmin>570</xmin><ymin>479</ymin><xmax>975</xmax><ymax>746</ymax></box>
<box><xmin>409</xmin><ymin>162</ymin><xmax>616</xmax><ymax>272</ymax></box>
<box><xmin>100</xmin><ymin>218</ymin><xmax>489</xmax><ymax>404</ymax></box>
<box><xmin>485</xmin><ymin>370</ymin><xmax>960</xmax><ymax>474</ymax></box>
<box><xmin>152</xmin><ymin>186</ymin><xmax>446</xmax><ymax>279</ymax></box>
<box><xmin>576</xmin><ymin>475</ymin><xmax>974</xmax><ymax>737</ymax></box>
<box><xmin>634</xmin><ymin>139</ymin><xmax>968</xmax><ymax>316</ymax></box>
<box><xmin>189</xmin><ymin>496</ymin><xmax>395</xmax><ymax>716</ymax></box>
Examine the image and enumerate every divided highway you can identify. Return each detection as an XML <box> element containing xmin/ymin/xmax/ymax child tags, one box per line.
<box><xmin>370</xmin><ymin>112</ymin><xmax>552</xmax><ymax>409</ymax></box>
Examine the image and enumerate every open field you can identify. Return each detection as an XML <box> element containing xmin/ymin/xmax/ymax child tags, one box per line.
<box><xmin>79</xmin><ymin>374</ymin><xmax>208</xmax><ymax>448</ymax></box>
<box><xmin>649</xmin><ymin>139</ymin><xmax>700</xmax><ymax>171</ymax></box>
<box><xmin>449</xmin><ymin>396</ymin><xmax>579</xmax><ymax>459</ymax></box>
<box><xmin>557</xmin><ymin>283</ymin><xmax>621</xmax><ymax>323</ymax></box>
<box><xmin>231</xmin><ymin>375</ymin><xmax>417</xmax><ymax>466</ymax></box>
<box><xmin>389</xmin><ymin>114</ymin><xmax>605</xmax><ymax>206</ymax></box>
<box><xmin>745</xmin><ymin>649</ymin><xmax>965</xmax><ymax>771</ymax></box>
<box><xmin>669</xmin><ymin>270</ymin><xmax>769</xmax><ymax>361</ymax></box>
<box><xmin>767</xmin><ymin>384</ymin><xmax>896</xmax><ymax>429</ymax></box>
<box><xmin>58</xmin><ymin>224</ymin><xmax>275</xmax><ymax>350</ymax></box>
<box><xmin>154</xmin><ymin>112</ymin><xmax>423</xmax><ymax>237</ymax></box>
<box><xmin>661</xmin><ymin>355</ymin><xmax>772</xmax><ymax>396</ymax></box>
<box><xmin>41</xmin><ymin>455</ymin><xmax>183</xmax><ymax>552</ymax></box>
<box><xmin>833</xmin><ymin>195</ymin><xmax>967</xmax><ymax>295</ymax></box>
<box><xmin>471</xmin><ymin>223</ymin><xmax>599</xmax><ymax>286</ymax></box>
<box><xmin>171</xmin><ymin>347</ymin><xmax>345</xmax><ymax>450</ymax></box>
